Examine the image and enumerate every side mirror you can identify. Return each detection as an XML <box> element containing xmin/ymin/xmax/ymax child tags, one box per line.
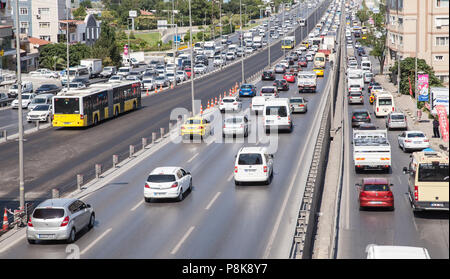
<box><xmin>355</xmin><ymin>183</ymin><xmax>361</xmax><ymax>187</ymax></box>
<box><xmin>402</xmin><ymin>167</ymin><xmax>408</xmax><ymax>174</ymax></box>
<box><xmin>186</xmin><ymin>172</ymin><xmax>191</xmax><ymax>176</ymax></box>
<box><xmin>86</xmin><ymin>204</ymin><xmax>91</xmax><ymax>208</ymax></box>
<box><xmin>389</xmin><ymin>183</ymin><xmax>394</xmax><ymax>187</ymax></box>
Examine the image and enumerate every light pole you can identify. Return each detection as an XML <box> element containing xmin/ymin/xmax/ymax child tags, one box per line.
<box><xmin>268</xmin><ymin>12</ymin><xmax>271</xmax><ymax>68</ymax></box>
<box><xmin>240</xmin><ymin>0</ymin><xmax>244</xmax><ymax>83</ymax></box>
<box><xmin>172</xmin><ymin>0</ymin><xmax>177</xmax><ymax>86</ymax></box>
<box><xmin>66</xmin><ymin>5</ymin><xmax>70</xmax><ymax>92</ymax></box>
<box><xmin>189</xmin><ymin>0</ymin><xmax>195</xmax><ymax>115</ymax></box>
<box><xmin>14</xmin><ymin>0</ymin><xmax>24</xmax><ymax>210</ymax></box>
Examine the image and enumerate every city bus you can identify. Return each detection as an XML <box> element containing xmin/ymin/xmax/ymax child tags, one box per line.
<box><xmin>52</xmin><ymin>81</ymin><xmax>141</xmax><ymax>127</ymax></box>
<box><xmin>281</xmin><ymin>36</ymin><xmax>296</xmax><ymax>49</ymax></box>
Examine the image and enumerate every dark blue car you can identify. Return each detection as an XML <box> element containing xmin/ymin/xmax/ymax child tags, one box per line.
<box><xmin>357</xmin><ymin>47</ymin><xmax>365</xmax><ymax>56</ymax></box>
<box><xmin>239</xmin><ymin>84</ymin><xmax>256</xmax><ymax>97</ymax></box>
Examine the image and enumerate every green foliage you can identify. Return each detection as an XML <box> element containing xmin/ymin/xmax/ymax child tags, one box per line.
<box><xmin>39</xmin><ymin>43</ymin><xmax>91</xmax><ymax>70</ymax></box>
<box><xmin>80</xmin><ymin>0</ymin><xmax>93</xmax><ymax>9</ymax></box>
<box><xmin>73</xmin><ymin>6</ymin><xmax>87</xmax><ymax>20</ymax></box>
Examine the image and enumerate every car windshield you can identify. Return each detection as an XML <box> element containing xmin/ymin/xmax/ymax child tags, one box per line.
<box><xmin>315</xmin><ymin>57</ymin><xmax>325</xmax><ymax>61</ymax></box>
<box><xmin>110</xmin><ymin>76</ymin><xmax>120</xmax><ymax>80</ymax></box>
<box><xmin>22</xmin><ymin>95</ymin><xmax>32</xmax><ymax>99</ymax></box>
<box><xmin>119</xmin><ymin>68</ymin><xmax>129</xmax><ymax>73</ymax></box>
<box><xmin>186</xmin><ymin>119</ymin><xmax>201</xmax><ymax>125</ymax></box>
<box><xmin>225</xmin><ymin>117</ymin><xmax>243</xmax><ymax>124</ymax></box>
<box><xmin>241</xmin><ymin>85</ymin><xmax>252</xmax><ymax>89</ymax></box>
<box><xmin>238</xmin><ymin>153</ymin><xmax>263</xmax><ymax>165</ymax></box>
<box><xmin>379</xmin><ymin>98</ymin><xmax>392</xmax><ymax>105</ymax></box>
<box><xmin>147</xmin><ymin>174</ymin><xmax>176</xmax><ymax>183</ymax></box>
<box><xmin>407</xmin><ymin>133</ymin><xmax>425</xmax><ymax>138</ymax></box>
<box><xmin>223</xmin><ymin>99</ymin><xmax>235</xmax><ymax>103</ymax></box>
<box><xmin>33</xmin><ymin>105</ymin><xmax>50</xmax><ymax>111</ymax></box>
<box><xmin>290</xmin><ymin>98</ymin><xmax>304</xmax><ymax>103</ymax></box>
<box><xmin>418</xmin><ymin>163</ymin><xmax>449</xmax><ymax>182</ymax></box>
<box><xmin>33</xmin><ymin>98</ymin><xmax>47</xmax><ymax>104</ymax></box>
<box><xmin>391</xmin><ymin>114</ymin><xmax>404</xmax><ymax>120</ymax></box>
<box><xmin>143</xmin><ymin>79</ymin><xmax>153</xmax><ymax>83</ymax></box>
<box><xmin>363</xmin><ymin>184</ymin><xmax>390</xmax><ymax>191</ymax></box>
<box><xmin>69</xmin><ymin>83</ymin><xmax>81</xmax><ymax>88</ymax></box>
<box><xmin>155</xmin><ymin>76</ymin><xmax>165</xmax><ymax>80</ymax></box>
<box><xmin>354</xmin><ymin>111</ymin><xmax>369</xmax><ymax>118</ymax></box>
<box><xmin>33</xmin><ymin>208</ymin><xmax>65</xmax><ymax>219</ymax></box>
<box><xmin>266</xmin><ymin>106</ymin><xmax>288</xmax><ymax>117</ymax></box>
<box><xmin>261</xmin><ymin>88</ymin><xmax>275</xmax><ymax>93</ymax></box>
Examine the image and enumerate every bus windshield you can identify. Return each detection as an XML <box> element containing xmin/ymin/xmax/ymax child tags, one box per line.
<box><xmin>418</xmin><ymin>163</ymin><xmax>449</xmax><ymax>182</ymax></box>
<box><xmin>54</xmin><ymin>97</ymin><xmax>80</xmax><ymax>114</ymax></box>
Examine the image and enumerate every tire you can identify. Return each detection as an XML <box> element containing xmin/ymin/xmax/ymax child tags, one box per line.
<box><xmin>94</xmin><ymin>115</ymin><xmax>98</xmax><ymax>126</ymax></box>
<box><xmin>177</xmin><ymin>189</ymin><xmax>184</xmax><ymax>202</ymax></box>
<box><xmin>87</xmin><ymin>214</ymin><xmax>95</xmax><ymax>230</ymax></box>
<box><xmin>67</xmin><ymin>228</ymin><xmax>76</xmax><ymax>244</ymax></box>
<box><xmin>189</xmin><ymin>178</ymin><xmax>193</xmax><ymax>192</ymax></box>
<box><xmin>27</xmin><ymin>239</ymin><xmax>36</xmax><ymax>245</ymax></box>
<box><xmin>144</xmin><ymin>197</ymin><xmax>151</xmax><ymax>203</ymax></box>
<box><xmin>235</xmin><ymin>180</ymin><xmax>240</xmax><ymax>186</ymax></box>
<box><xmin>114</xmin><ymin>108</ymin><xmax>119</xmax><ymax>118</ymax></box>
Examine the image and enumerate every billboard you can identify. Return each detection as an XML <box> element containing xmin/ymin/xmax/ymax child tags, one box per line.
<box><xmin>436</xmin><ymin>105</ymin><xmax>449</xmax><ymax>142</ymax></box>
<box><xmin>417</xmin><ymin>74</ymin><xmax>429</xmax><ymax>102</ymax></box>
<box><xmin>430</xmin><ymin>87</ymin><xmax>449</xmax><ymax>115</ymax></box>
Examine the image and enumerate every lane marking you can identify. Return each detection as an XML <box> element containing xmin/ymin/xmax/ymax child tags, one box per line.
<box><xmin>0</xmin><ymin>233</ymin><xmax>26</xmax><ymax>254</ymax></box>
<box><xmin>205</xmin><ymin>192</ymin><xmax>221</xmax><ymax>210</ymax></box>
<box><xmin>81</xmin><ymin>228</ymin><xmax>112</xmax><ymax>255</ymax></box>
<box><xmin>227</xmin><ymin>172</ymin><xmax>234</xmax><ymax>182</ymax></box>
<box><xmin>131</xmin><ymin>200</ymin><xmax>144</xmax><ymax>211</ymax></box>
<box><xmin>170</xmin><ymin>226</ymin><xmax>195</xmax><ymax>255</ymax></box>
<box><xmin>187</xmin><ymin>152</ymin><xmax>199</xmax><ymax>163</ymax></box>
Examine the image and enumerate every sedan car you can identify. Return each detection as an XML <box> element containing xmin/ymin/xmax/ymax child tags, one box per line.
<box><xmin>11</xmin><ymin>93</ymin><xmax>36</xmax><ymax>109</ymax></box>
<box><xmin>398</xmin><ymin>131</ymin><xmax>430</xmax><ymax>152</ymax></box>
<box><xmin>26</xmin><ymin>104</ymin><xmax>52</xmax><ymax>122</ymax></box>
<box><xmin>29</xmin><ymin>68</ymin><xmax>59</xmax><ymax>79</ymax></box>
<box><xmin>219</xmin><ymin>96</ymin><xmax>242</xmax><ymax>113</ymax></box>
<box><xmin>225</xmin><ymin>52</ymin><xmax>236</xmax><ymax>61</ymax></box>
<box><xmin>289</xmin><ymin>97</ymin><xmax>308</xmax><ymax>113</ymax></box>
<box><xmin>386</xmin><ymin>112</ymin><xmax>407</xmax><ymax>130</ymax></box>
<box><xmin>262</xmin><ymin>70</ymin><xmax>276</xmax><ymax>81</ymax></box>
<box><xmin>144</xmin><ymin>167</ymin><xmax>192</xmax><ymax>202</ymax></box>
<box><xmin>108</xmin><ymin>75</ymin><xmax>124</xmax><ymax>83</ymax></box>
<box><xmin>348</xmin><ymin>92</ymin><xmax>364</xmax><ymax>104</ymax></box>
<box><xmin>274</xmin><ymin>64</ymin><xmax>286</xmax><ymax>74</ymax></box>
<box><xmin>305</xmin><ymin>54</ymin><xmax>313</xmax><ymax>62</ymax></box>
<box><xmin>193</xmin><ymin>64</ymin><xmax>207</xmax><ymax>74</ymax></box>
<box><xmin>27</xmin><ymin>198</ymin><xmax>95</xmax><ymax>244</ymax></box>
<box><xmin>222</xmin><ymin>115</ymin><xmax>249</xmax><ymax>137</ymax></box>
<box><xmin>283</xmin><ymin>73</ymin><xmax>296</xmax><ymax>83</ymax></box>
<box><xmin>280</xmin><ymin>60</ymin><xmax>290</xmax><ymax>68</ymax></box>
<box><xmin>245</xmin><ymin>47</ymin><xmax>254</xmax><ymax>55</ymax></box>
<box><xmin>273</xmin><ymin>79</ymin><xmax>289</xmax><ymax>91</ymax></box>
<box><xmin>35</xmin><ymin>84</ymin><xmax>61</xmax><ymax>95</ymax></box>
<box><xmin>260</xmin><ymin>86</ymin><xmax>278</xmax><ymax>99</ymax></box>
<box><xmin>213</xmin><ymin>56</ymin><xmax>225</xmax><ymax>67</ymax></box>
<box><xmin>142</xmin><ymin>79</ymin><xmax>155</xmax><ymax>90</ymax></box>
<box><xmin>239</xmin><ymin>84</ymin><xmax>257</xmax><ymax>97</ymax></box>
<box><xmin>312</xmin><ymin>67</ymin><xmax>324</xmax><ymax>77</ymax></box>
<box><xmin>356</xmin><ymin>178</ymin><xmax>394</xmax><ymax>211</ymax></box>
<box><xmin>298</xmin><ymin>57</ymin><xmax>308</xmax><ymax>67</ymax></box>
<box><xmin>154</xmin><ymin>75</ymin><xmax>169</xmax><ymax>88</ymax></box>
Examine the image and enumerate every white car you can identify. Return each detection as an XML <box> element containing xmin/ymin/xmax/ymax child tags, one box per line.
<box><xmin>11</xmin><ymin>93</ymin><xmax>36</xmax><ymax>109</ymax></box>
<box><xmin>222</xmin><ymin>115</ymin><xmax>249</xmax><ymax>137</ymax></box>
<box><xmin>193</xmin><ymin>64</ymin><xmax>207</xmax><ymax>74</ymax></box>
<box><xmin>280</xmin><ymin>60</ymin><xmax>289</xmax><ymax>68</ymax></box>
<box><xmin>299</xmin><ymin>45</ymin><xmax>307</xmax><ymax>51</ymax></box>
<box><xmin>311</xmin><ymin>45</ymin><xmax>319</xmax><ymax>52</ymax></box>
<box><xmin>29</xmin><ymin>68</ymin><xmax>59</xmax><ymax>79</ymax></box>
<box><xmin>219</xmin><ymin>96</ymin><xmax>242</xmax><ymax>113</ymax></box>
<box><xmin>108</xmin><ymin>75</ymin><xmax>124</xmax><ymax>83</ymax></box>
<box><xmin>234</xmin><ymin>147</ymin><xmax>274</xmax><ymax>185</ymax></box>
<box><xmin>176</xmin><ymin>71</ymin><xmax>187</xmax><ymax>82</ymax></box>
<box><xmin>213</xmin><ymin>56</ymin><xmax>224</xmax><ymax>67</ymax></box>
<box><xmin>245</xmin><ymin>47</ymin><xmax>254</xmax><ymax>54</ymax></box>
<box><xmin>398</xmin><ymin>131</ymin><xmax>430</xmax><ymax>152</ymax></box>
<box><xmin>26</xmin><ymin>104</ymin><xmax>52</xmax><ymax>122</ymax></box>
<box><xmin>142</xmin><ymin>79</ymin><xmax>155</xmax><ymax>90</ymax></box>
<box><xmin>305</xmin><ymin>54</ymin><xmax>313</xmax><ymax>61</ymax></box>
<box><xmin>260</xmin><ymin>86</ymin><xmax>278</xmax><ymax>99</ymax></box>
<box><xmin>225</xmin><ymin>52</ymin><xmax>236</xmax><ymax>61</ymax></box>
<box><xmin>251</xmin><ymin>96</ymin><xmax>266</xmax><ymax>114</ymax></box>
<box><xmin>144</xmin><ymin>167</ymin><xmax>192</xmax><ymax>202</ymax></box>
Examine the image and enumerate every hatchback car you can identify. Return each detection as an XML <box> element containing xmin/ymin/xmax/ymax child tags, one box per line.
<box><xmin>11</xmin><ymin>93</ymin><xmax>36</xmax><ymax>109</ymax></box>
<box><xmin>219</xmin><ymin>96</ymin><xmax>242</xmax><ymax>113</ymax></box>
<box><xmin>348</xmin><ymin>92</ymin><xmax>364</xmax><ymax>104</ymax></box>
<box><xmin>181</xmin><ymin>117</ymin><xmax>211</xmax><ymax>139</ymax></box>
<box><xmin>351</xmin><ymin>109</ymin><xmax>371</xmax><ymax>127</ymax></box>
<box><xmin>144</xmin><ymin>167</ymin><xmax>192</xmax><ymax>202</ymax></box>
<box><xmin>262</xmin><ymin>70</ymin><xmax>276</xmax><ymax>81</ymax></box>
<box><xmin>273</xmin><ymin>79</ymin><xmax>289</xmax><ymax>91</ymax></box>
<box><xmin>222</xmin><ymin>115</ymin><xmax>249</xmax><ymax>137</ymax></box>
<box><xmin>289</xmin><ymin>97</ymin><xmax>308</xmax><ymax>113</ymax></box>
<box><xmin>239</xmin><ymin>84</ymin><xmax>257</xmax><ymax>97</ymax></box>
<box><xmin>234</xmin><ymin>147</ymin><xmax>274</xmax><ymax>185</ymax></box>
<box><xmin>386</xmin><ymin>112</ymin><xmax>407</xmax><ymax>130</ymax></box>
<box><xmin>274</xmin><ymin>64</ymin><xmax>286</xmax><ymax>74</ymax></box>
<box><xmin>283</xmin><ymin>73</ymin><xmax>296</xmax><ymax>83</ymax></box>
<box><xmin>398</xmin><ymin>131</ymin><xmax>430</xmax><ymax>152</ymax></box>
<box><xmin>312</xmin><ymin>67</ymin><xmax>324</xmax><ymax>77</ymax></box>
<box><xmin>27</xmin><ymin>198</ymin><xmax>95</xmax><ymax>244</ymax></box>
<box><xmin>356</xmin><ymin>178</ymin><xmax>394</xmax><ymax>211</ymax></box>
<box><xmin>260</xmin><ymin>86</ymin><xmax>279</xmax><ymax>99</ymax></box>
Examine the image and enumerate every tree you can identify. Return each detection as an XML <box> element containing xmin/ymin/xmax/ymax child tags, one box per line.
<box><xmin>92</xmin><ymin>21</ymin><xmax>122</xmax><ymax>66</ymax></box>
<box><xmin>73</xmin><ymin>6</ymin><xmax>87</xmax><ymax>20</ymax></box>
<box><xmin>40</xmin><ymin>55</ymin><xmax>65</xmax><ymax>71</ymax></box>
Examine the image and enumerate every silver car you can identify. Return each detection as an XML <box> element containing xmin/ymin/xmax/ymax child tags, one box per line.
<box><xmin>386</xmin><ymin>112</ymin><xmax>407</xmax><ymax>130</ymax></box>
<box><xmin>27</xmin><ymin>198</ymin><xmax>95</xmax><ymax>244</ymax></box>
<box><xmin>222</xmin><ymin>115</ymin><xmax>249</xmax><ymax>137</ymax></box>
<box><xmin>289</xmin><ymin>97</ymin><xmax>308</xmax><ymax>113</ymax></box>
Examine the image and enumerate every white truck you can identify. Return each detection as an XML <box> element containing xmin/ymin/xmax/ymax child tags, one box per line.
<box><xmin>80</xmin><ymin>59</ymin><xmax>102</xmax><ymax>78</ymax></box>
<box><xmin>297</xmin><ymin>71</ymin><xmax>317</xmax><ymax>93</ymax></box>
<box><xmin>353</xmin><ymin>129</ymin><xmax>391</xmax><ymax>173</ymax></box>
<box><xmin>122</xmin><ymin>51</ymin><xmax>145</xmax><ymax>67</ymax></box>
<box><xmin>347</xmin><ymin>69</ymin><xmax>364</xmax><ymax>91</ymax></box>
<box><xmin>203</xmin><ymin>41</ymin><xmax>216</xmax><ymax>58</ymax></box>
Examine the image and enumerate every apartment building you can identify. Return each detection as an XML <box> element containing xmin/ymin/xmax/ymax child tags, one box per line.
<box><xmin>10</xmin><ymin>0</ymin><xmax>33</xmax><ymax>37</ymax></box>
<box><xmin>386</xmin><ymin>0</ymin><xmax>449</xmax><ymax>86</ymax></box>
<box><xmin>0</xmin><ymin>0</ymin><xmax>15</xmax><ymax>70</ymax></box>
<box><xmin>31</xmin><ymin>0</ymin><xmax>69</xmax><ymax>43</ymax></box>
<box><xmin>59</xmin><ymin>14</ymin><xmax>100</xmax><ymax>46</ymax></box>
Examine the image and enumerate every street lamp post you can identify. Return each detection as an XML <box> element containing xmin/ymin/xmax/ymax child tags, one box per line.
<box><xmin>189</xmin><ymin>0</ymin><xmax>195</xmax><ymax>115</ymax></box>
<box><xmin>240</xmin><ymin>0</ymin><xmax>244</xmax><ymax>83</ymax></box>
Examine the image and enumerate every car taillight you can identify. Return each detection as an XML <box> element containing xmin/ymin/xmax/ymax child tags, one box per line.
<box><xmin>405</xmin><ymin>139</ymin><xmax>411</xmax><ymax>143</ymax></box>
<box><xmin>386</xmin><ymin>191</ymin><xmax>393</xmax><ymax>197</ymax></box>
<box><xmin>199</xmin><ymin>126</ymin><xmax>204</xmax><ymax>129</ymax></box>
<box><xmin>233</xmin><ymin>102</ymin><xmax>238</xmax><ymax>105</ymax></box>
<box><xmin>263</xmin><ymin>166</ymin><xmax>268</xmax><ymax>173</ymax></box>
<box><xmin>181</xmin><ymin>126</ymin><xmax>185</xmax><ymax>130</ymax></box>
<box><xmin>377</xmin><ymin>107</ymin><xmax>379</xmax><ymax>112</ymax></box>
<box><xmin>352</xmin><ymin>116</ymin><xmax>356</xmax><ymax>120</ymax></box>
<box><xmin>171</xmin><ymin>182</ymin><xmax>178</xmax><ymax>188</ymax></box>
<box><xmin>360</xmin><ymin>192</ymin><xmax>367</xmax><ymax>197</ymax></box>
<box><xmin>424</xmin><ymin>139</ymin><xmax>429</xmax><ymax>142</ymax></box>
<box><xmin>145</xmin><ymin>183</ymin><xmax>150</xmax><ymax>188</ymax></box>
<box><xmin>223</xmin><ymin>124</ymin><xmax>226</xmax><ymax>128</ymax></box>
<box><xmin>221</xmin><ymin>102</ymin><xmax>224</xmax><ymax>105</ymax></box>
<box><xmin>60</xmin><ymin>216</ymin><xmax>69</xmax><ymax>227</ymax></box>
<box><xmin>234</xmin><ymin>166</ymin><xmax>238</xmax><ymax>173</ymax></box>
<box><xmin>28</xmin><ymin>218</ymin><xmax>33</xmax><ymax>227</ymax></box>
<box><xmin>366</xmin><ymin>116</ymin><xmax>370</xmax><ymax>119</ymax></box>
<box><xmin>414</xmin><ymin>185</ymin><xmax>419</xmax><ymax>201</ymax></box>
<box><xmin>392</xmin><ymin>107</ymin><xmax>395</xmax><ymax>112</ymax></box>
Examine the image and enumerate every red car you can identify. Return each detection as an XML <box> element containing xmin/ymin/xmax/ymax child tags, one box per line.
<box><xmin>356</xmin><ymin>178</ymin><xmax>394</xmax><ymax>211</ymax></box>
<box><xmin>283</xmin><ymin>73</ymin><xmax>296</xmax><ymax>83</ymax></box>
<box><xmin>185</xmin><ymin>68</ymin><xmax>192</xmax><ymax>79</ymax></box>
<box><xmin>298</xmin><ymin>57</ymin><xmax>308</xmax><ymax>67</ymax></box>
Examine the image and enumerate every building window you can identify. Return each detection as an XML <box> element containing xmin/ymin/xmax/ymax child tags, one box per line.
<box><xmin>40</xmin><ymin>35</ymin><xmax>51</xmax><ymax>41</ymax></box>
<box><xmin>436</xmin><ymin>0</ymin><xmax>449</xmax><ymax>7</ymax></box>
<box><xmin>39</xmin><ymin>22</ymin><xmax>50</xmax><ymax>29</ymax></box>
<box><xmin>19</xmin><ymin>7</ymin><xmax>28</xmax><ymax>15</ymax></box>
<box><xmin>434</xmin><ymin>55</ymin><xmax>444</xmax><ymax>61</ymax></box>
<box><xmin>398</xmin><ymin>17</ymin><xmax>403</xmax><ymax>27</ymax></box>
<box><xmin>38</xmin><ymin>8</ymin><xmax>50</xmax><ymax>15</ymax></box>
<box><xmin>82</xmin><ymin>32</ymin><xmax>85</xmax><ymax>41</ymax></box>
<box><xmin>435</xmin><ymin>17</ymin><xmax>449</xmax><ymax>29</ymax></box>
<box><xmin>20</xmin><ymin>21</ymin><xmax>29</xmax><ymax>34</ymax></box>
<box><xmin>437</xmin><ymin>75</ymin><xmax>449</xmax><ymax>84</ymax></box>
<box><xmin>436</xmin><ymin>36</ymin><xmax>449</xmax><ymax>46</ymax></box>
<box><xmin>399</xmin><ymin>35</ymin><xmax>403</xmax><ymax>46</ymax></box>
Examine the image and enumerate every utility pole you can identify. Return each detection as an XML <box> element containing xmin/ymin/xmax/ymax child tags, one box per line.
<box><xmin>189</xmin><ymin>0</ymin><xmax>195</xmax><ymax>115</ymax></box>
<box><xmin>268</xmin><ymin>14</ymin><xmax>271</xmax><ymax>68</ymax></box>
<box><xmin>240</xmin><ymin>0</ymin><xmax>244</xmax><ymax>83</ymax></box>
<box><xmin>15</xmin><ymin>0</ymin><xmax>24</xmax><ymax>210</ymax></box>
<box><xmin>66</xmin><ymin>4</ymin><xmax>70</xmax><ymax>92</ymax></box>
<box><xmin>172</xmin><ymin>0</ymin><xmax>177</xmax><ymax>86</ymax></box>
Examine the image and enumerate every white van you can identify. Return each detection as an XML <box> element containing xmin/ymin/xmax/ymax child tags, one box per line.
<box><xmin>234</xmin><ymin>147</ymin><xmax>274</xmax><ymax>185</ymax></box>
<box><xmin>28</xmin><ymin>93</ymin><xmax>54</xmax><ymax>110</ymax></box>
<box><xmin>251</xmin><ymin>96</ymin><xmax>266</xmax><ymax>114</ymax></box>
<box><xmin>375</xmin><ymin>93</ymin><xmax>395</xmax><ymax>117</ymax></box>
<box><xmin>366</xmin><ymin>244</ymin><xmax>431</xmax><ymax>259</ymax></box>
<box><xmin>8</xmin><ymin>81</ymin><xmax>33</xmax><ymax>98</ymax></box>
<box><xmin>263</xmin><ymin>98</ymin><xmax>292</xmax><ymax>133</ymax></box>
<box><xmin>361</xmin><ymin>60</ymin><xmax>372</xmax><ymax>71</ymax></box>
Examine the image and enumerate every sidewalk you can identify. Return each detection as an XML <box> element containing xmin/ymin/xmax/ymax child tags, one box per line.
<box><xmin>375</xmin><ymin>74</ymin><xmax>449</xmax><ymax>152</ymax></box>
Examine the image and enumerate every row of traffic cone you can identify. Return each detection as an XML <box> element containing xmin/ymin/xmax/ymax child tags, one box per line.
<box><xmin>199</xmin><ymin>82</ymin><xmax>240</xmax><ymax>115</ymax></box>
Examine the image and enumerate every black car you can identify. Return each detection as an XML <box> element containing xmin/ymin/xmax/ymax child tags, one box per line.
<box><xmin>351</xmin><ymin>109</ymin><xmax>371</xmax><ymax>127</ymax></box>
<box><xmin>262</xmin><ymin>70</ymin><xmax>276</xmax><ymax>81</ymax></box>
<box><xmin>273</xmin><ymin>79</ymin><xmax>289</xmax><ymax>91</ymax></box>
<box><xmin>286</xmin><ymin>57</ymin><xmax>295</xmax><ymax>65</ymax></box>
<box><xmin>35</xmin><ymin>84</ymin><xmax>61</xmax><ymax>95</ymax></box>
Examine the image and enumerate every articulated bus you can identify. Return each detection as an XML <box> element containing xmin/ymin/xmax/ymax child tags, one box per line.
<box><xmin>52</xmin><ymin>81</ymin><xmax>141</xmax><ymax>127</ymax></box>
<box><xmin>281</xmin><ymin>36</ymin><xmax>296</xmax><ymax>49</ymax></box>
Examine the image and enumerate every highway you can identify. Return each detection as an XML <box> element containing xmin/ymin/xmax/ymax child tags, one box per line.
<box><xmin>0</xmin><ymin>1</ymin><xmax>330</xmax><ymax>213</ymax></box>
<box><xmin>336</xmin><ymin>26</ymin><xmax>449</xmax><ymax>259</ymax></box>
<box><xmin>0</xmin><ymin>38</ymin><xmax>334</xmax><ymax>258</ymax></box>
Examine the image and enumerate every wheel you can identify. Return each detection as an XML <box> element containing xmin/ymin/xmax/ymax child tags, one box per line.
<box><xmin>177</xmin><ymin>189</ymin><xmax>184</xmax><ymax>202</ymax></box>
<box><xmin>87</xmin><ymin>214</ymin><xmax>95</xmax><ymax>230</ymax></box>
<box><xmin>67</xmin><ymin>228</ymin><xmax>76</xmax><ymax>244</ymax></box>
<box><xmin>94</xmin><ymin>115</ymin><xmax>98</xmax><ymax>126</ymax></box>
<box><xmin>27</xmin><ymin>239</ymin><xmax>36</xmax><ymax>245</ymax></box>
<box><xmin>144</xmin><ymin>197</ymin><xmax>151</xmax><ymax>203</ymax></box>
<box><xmin>235</xmin><ymin>180</ymin><xmax>240</xmax><ymax>186</ymax></box>
<box><xmin>114</xmin><ymin>108</ymin><xmax>119</xmax><ymax>117</ymax></box>
<box><xmin>188</xmin><ymin>178</ymin><xmax>193</xmax><ymax>192</ymax></box>
<box><xmin>46</xmin><ymin>116</ymin><xmax>50</xmax><ymax>122</ymax></box>
<box><xmin>133</xmin><ymin>102</ymin><xmax>137</xmax><ymax>110</ymax></box>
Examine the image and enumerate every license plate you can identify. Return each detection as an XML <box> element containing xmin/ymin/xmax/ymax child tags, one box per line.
<box><xmin>414</xmin><ymin>141</ymin><xmax>421</xmax><ymax>144</ymax></box>
<box><xmin>245</xmin><ymin>169</ymin><xmax>256</xmax><ymax>172</ymax></box>
<box><xmin>431</xmin><ymin>203</ymin><xmax>444</xmax><ymax>207</ymax></box>
<box><xmin>154</xmin><ymin>192</ymin><xmax>166</xmax><ymax>196</ymax></box>
<box><xmin>38</xmin><ymin>234</ymin><xmax>55</xmax><ymax>239</ymax></box>
<box><xmin>64</xmin><ymin>122</ymin><xmax>71</xmax><ymax>125</ymax></box>
<box><xmin>266</xmin><ymin>120</ymin><xmax>274</xmax><ymax>123</ymax></box>
<box><xmin>369</xmin><ymin>201</ymin><xmax>383</xmax><ymax>204</ymax></box>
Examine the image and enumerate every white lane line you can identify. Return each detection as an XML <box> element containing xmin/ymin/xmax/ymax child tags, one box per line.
<box><xmin>131</xmin><ymin>200</ymin><xmax>144</xmax><ymax>211</ymax></box>
<box><xmin>227</xmin><ymin>172</ymin><xmax>234</xmax><ymax>182</ymax></box>
<box><xmin>0</xmin><ymin>233</ymin><xmax>26</xmax><ymax>254</ymax></box>
<box><xmin>170</xmin><ymin>226</ymin><xmax>195</xmax><ymax>255</ymax></box>
<box><xmin>81</xmin><ymin>228</ymin><xmax>112</xmax><ymax>255</ymax></box>
<box><xmin>187</xmin><ymin>152</ymin><xmax>199</xmax><ymax>163</ymax></box>
<box><xmin>205</xmin><ymin>192</ymin><xmax>221</xmax><ymax>210</ymax></box>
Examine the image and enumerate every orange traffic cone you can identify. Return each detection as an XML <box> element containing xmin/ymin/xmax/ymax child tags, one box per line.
<box><xmin>229</xmin><ymin>89</ymin><xmax>232</xmax><ymax>96</ymax></box>
<box><xmin>211</xmin><ymin>99</ymin><xmax>214</xmax><ymax>108</ymax></box>
<box><xmin>2</xmin><ymin>208</ymin><xmax>8</xmax><ymax>231</ymax></box>
<box><xmin>200</xmin><ymin>104</ymin><xmax>203</xmax><ymax>115</ymax></box>
<box><xmin>171</xmin><ymin>83</ymin><xmax>174</xmax><ymax>89</ymax></box>
<box><xmin>146</xmin><ymin>89</ymin><xmax>149</xmax><ymax>96</ymax></box>
<box><xmin>155</xmin><ymin>87</ymin><xmax>158</xmax><ymax>94</ymax></box>
<box><xmin>207</xmin><ymin>100</ymin><xmax>210</xmax><ymax>109</ymax></box>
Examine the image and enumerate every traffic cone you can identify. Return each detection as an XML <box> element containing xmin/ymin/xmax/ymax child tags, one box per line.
<box><xmin>155</xmin><ymin>87</ymin><xmax>158</xmax><ymax>94</ymax></box>
<box><xmin>200</xmin><ymin>104</ymin><xmax>203</xmax><ymax>115</ymax></box>
<box><xmin>207</xmin><ymin>100</ymin><xmax>210</xmax><ymax>109</ymax></box>
<box><xmin>171</xmin><ymin>83</ymin><xmax>174</xmax><ymax>89</ymax></box>
<box><xmin>146</xmin><ymin>89</ymin><xmax>149</xmax><ymax>96</ymax></box>
<box><xmin>2</xmin><ymin>208</ymin><xmax>8</xmax><ymax>231</ymax></box>
<box><xmin>211</xmin><ymin>98</ymin><xmax>214</xmax><ymax>108</ymax></box>
<box><xmin>229</xmin><ymin>89</ymin><xmax>232</xmax><ymax>96</ymax></box>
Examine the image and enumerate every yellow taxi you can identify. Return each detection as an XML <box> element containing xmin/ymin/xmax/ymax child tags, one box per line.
<box><xmin>301</xmin><ymin>41</ymin><xmax>309</xmax><ymax>49</ymax></box>
<box><xmin>181</xmin><ymin>116</ymin><xmax>211</xmax><ymax>138</ymax></box>
<box><xmin>312</xmin><ymin>67</ymin><xmax>324</xmax><ymax>77</ymax></box>
<box><xmin>362</xmin><ymin>35</ymin><xmax>367</xmax><ymax>40</ymax></box>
